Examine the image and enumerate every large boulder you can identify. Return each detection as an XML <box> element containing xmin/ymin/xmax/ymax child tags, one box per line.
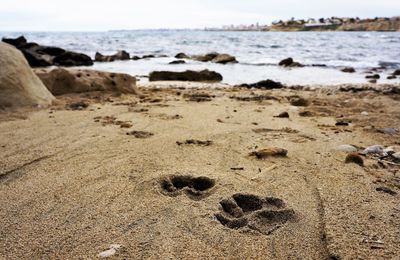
<box><xmin>34</xmin><ymin>68</ymin><xmax>138</xmax><ymax>95</ymax></box>
<box><xmin>1</xmin><ymin>36</ymin><xmax>93</xmax><ymax>67</ymax></box>
<box><xmin>149</xmin><ymin>70</ymin><xmax>223</xmax><ymax>82</ymax></box>
<box><xmin>0</xmin><ymin>43</ymin><xmax>55</xmax><ymax>108</ymax></box>
<box><xmin>95</xmin><ymin>50</ymin><xmax>130</xmax><ymax>62</ymax></box>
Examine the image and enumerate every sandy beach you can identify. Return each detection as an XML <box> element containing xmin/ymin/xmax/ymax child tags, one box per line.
<box><xmin>1</xmin><ymin>82</ymin><xmax>399</xmax><ymax>259</ymax></box>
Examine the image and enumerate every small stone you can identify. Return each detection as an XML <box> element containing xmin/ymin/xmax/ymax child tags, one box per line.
<box><xmin>299</xmin><ymin>110</ymin><xmax>314</xmax><ymax>117</ymax></box>
<box><xmin>120</xmin><ymin>122</ymin><xmax>133</xmax><ymax>128</ymax></box>
<box><xmin>336</xmin><ymin>120</ymin><xmax>350</xmax><ymax>126</ymax></box>
<box><xmin>289</xmin><ymin>96</ymin><xmax>309</xmax><ymax>106</ymax></box>
<box><xmin>345</xmin><ymin>153</ymin><xmax>364</xmax><ymax>166</ymax></box>
<box><xmin>392</xmin><ymin>152</ymin><xmax>400</xmax><ymax>159</ymax></box>
<box><xmin>336</xmin><ymin>144</ymin><xmax>358</xmax><ymax>153</ymax></box>
<box><xmin>126</xmin><ymin>131</ymin><xmax>154</xmax><ymax>138</ymax></box>
<box><xmin>341</xmin><ymin>67</ymin><xmax>356</xmax><ymax>73</ymax></box>
<box><xmin>275</xmin><ymin>112</ymin><xmax>289</xmax><ymax>118</ymax></box>
<box><xmin>376</xmin><ymin>187</ymin><xmax>397</xmax><ymax>196</ymax></box>
<box><xmin>363</xmin><ymin>145</ymin><xmax>385</xmax><ymax>155</ymax></box>
<box><xmin>98</xmin><ymin>244</ymin><xmax>121</xmax><ymax>258</ymax></box>
<box><xmin>361</xmin><ymin>111</ymin><xmax>369</xmax><ymax>116</ymax></box>
<box><xmin>378</xmin><ymin>128</ymin><xmax>398</xmax><ymax>135</ymax></box>
<box><xmin>249</xmin><ymin>147</ymin><xmax>288</xmax><ymax>159</ymax></box>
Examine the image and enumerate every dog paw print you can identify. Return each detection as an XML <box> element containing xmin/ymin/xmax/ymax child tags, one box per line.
<box><xmin>215</xmin><ymin>193</ymin><xmax>296</xmax><ymax>235</ymax></box>
<box><xmin>160</xmin><ymin>175</ymin><xmax>216</xmax><ymax>200</ymax></box>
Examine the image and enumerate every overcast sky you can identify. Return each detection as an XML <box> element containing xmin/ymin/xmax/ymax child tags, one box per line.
<box><xmin>1</xmin><ymin>0</ymin><xmax>399</xmax><ymax>31</ymax></box>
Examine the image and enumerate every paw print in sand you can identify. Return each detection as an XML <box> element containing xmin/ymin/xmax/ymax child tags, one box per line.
<box><xmin>215</xmin><ymin>193</ymin><xmax>296</xmax><ymax>235</ymax></box>
<box><xmin>160</xmin><ymin>175</ymin><xmax>216</xmax><ymax>200</ymax></box>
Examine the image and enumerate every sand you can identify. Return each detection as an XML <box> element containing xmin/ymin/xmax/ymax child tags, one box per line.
<box><xmin>0</xmin><ymin>82</ymin><xmax>399</xmax><ymax>259</ymax></box>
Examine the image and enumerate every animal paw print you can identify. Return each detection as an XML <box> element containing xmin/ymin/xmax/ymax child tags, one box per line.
<box><xmin>160</xmin><ymin>175</ymin><xmax>216</xmax><ymax>200</ymax></box>
<box><xmin>215</xmin><ymin>193</ymin><xmax>296</xmax><ymax>235</ymax></box>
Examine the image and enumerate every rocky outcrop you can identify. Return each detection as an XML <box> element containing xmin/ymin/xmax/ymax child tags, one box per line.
<box><xmin>0</xmin><ymin>43</ymin><xmax>55</xmax><ymax>108</ymax></box>
<box><xmin>239</xmin><ymin>79</ymin><xmax>284</xmax><ymax>89</ymax></box>
<box><xmin>174</xmin><ymin>52</ymin><xmax>238</xmax><ymax>64</ymax></box>
<box><xmin>1</xmin><ymin>36</ymin><xmax>93</xmax><ymax>67</ymax></box>
<box><xmin>278</xmin><ymin>58</ymin><xmax>304</xmax><ymax>67</ymax></box>
<box><xmin>149</xmin><ymin>70</ymin><xmax>223</xmax><ymax>82</ymax></box>
<box><xmin>35</xmin><ymin>68</ymin><xmax>137</xmax><ymax>95</ymax></box>
<box><xmin>95</xmin><ymin>51</ymin><xmax>130</xmax><ymax>62</ymax></box>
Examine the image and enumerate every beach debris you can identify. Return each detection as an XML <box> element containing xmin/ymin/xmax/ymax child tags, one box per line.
<box><xmin>275</xmin><ymin>112</ymin><xmax>289</xmax><ymax>118</ymax></box>
<box><xmin>149</xmin><ymin>69</ymin><xmax>223</xmax><ymax>82</ymax></box>
<box><xmin>98</xmin><ymin>244</ymin><xmax>121</xmax><ymax>258</ymax></box>
<box><xmin>345</xmin><ymin>153</ymin><xmax>364</xmax><ymax>166</ymax></box>
<box><xmin>183</xmin><ymin>93</ymin><xmax>214</xmax><ymax>102</ymax></box>
<box><xmin>176</xmin><ymin>139</ymin><xmax>213</xmax><ymax>146</ymax></box>
<box><xmin>336</xmin><ymin>144</ymin><xmax>358</xmax><ymax>153</ymax></box>
<box><xmin>289</xmin><ymin>96</ymin><xmax>309</xmax><ymax>106</ymax></box>
<box><xmin>249</xmin><ymin>147</ymin><xmax>288</xmax><ymax>159</ymax></box>
<box><xmin>238</xmin><ymin>79</ymin><xmax>284</xmax><ymax>89</ymax></box>
<box><xmin>230</xmin><ymin>167</ymin><xmax>244</xmax><ymax>171</ymax></box>
<box><xmin>253</xmin><ymin>127</ymin><xmax>299</xmax><ymax>134</ymax></box>
<box><xmin>341</xmin><ymin>67</ymin><xmax>356</xmax><ymax>73</ymax></box>
<box><xmin>251</xmin><ymin>164</ymin><xmax>278</xmax><ymax>181</ymax></box>
<box><xmin>376</xmin><ymin>187</ymin><xmax>397</xmax><ymax>196</ymax></box>
<box><xmin>68</xmin><ymin>101</ymin><xmax>89</xmax><ymax>110</ymax></box>
<box><xmin>230</xmin><ymin>95</ymin><xmax>279</xmax><ymax>102</ymax></box>
<box><xmin>119</xmin><ymin>122</ymin><xmax>133</xmax><ymax>128</ymax></box>
<box><xmin>278</xmin><ymin>57</ymin><xmax>304</xmax><ymax>67</ymax></box>
<box><xmin>363</xmin><ymin>145</ymin><xmax>385</xmax><ymax>155</ymax></box>
<box><xmin>126</xmin><ymin>131</ymin><xmax>154</xmax><ymax>138</ymax></box>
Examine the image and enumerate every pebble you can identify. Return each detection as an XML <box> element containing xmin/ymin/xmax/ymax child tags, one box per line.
<box><xmin>98</xmin><ymin>244</ymin><xmax>121</xmax><ymax>258</ymax></box>
<box><xmin>378</xmin><ymin>128</ymin><xmax>398</xmax><ymax>135</ymax></box>
<box><xmin>361</xmin><ymin>111</ymin><xmax>369</xmax><ymax>116</ymax></box>
<box><xmin>249</xmin><ymin>147</ymin><xmax>288</xmax><ymax>159</ymax></box>
<box><xmin>336</xmin><ymin>144</ymin><xmax>358</xmax><ymax>153</ymax></box>
<box><xmin>393</xmin><ymin>152</ymin><xmax>400</xmax><ymax>159</ymax></box>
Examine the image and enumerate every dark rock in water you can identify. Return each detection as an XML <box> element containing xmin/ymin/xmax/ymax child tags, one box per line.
<box><xmin>366</xmin><ymin>74</ymin><xmax>380</xmax><ymax>79</ymax></box>
<box><xmin>311</xmin><ymin>64</ymin><xmax>327</xmax><ymax>67</ymax></box>
<box><xmin>279</xmin><ymin>57</ymin><xmax>304</xmax><ymax>67</ymax></box>
<box><xmin>95</xmin><ymin>50</ymin><xmax>130</xmax><ymax>62</ymax></box>
<box><xmin>2</xmin><ymin>36</ymin><xmax>93</xmax><ymax>67</ymax></box>
<box><xmin>53</xmin><ymin>51</ymin><xmax>93</xmax><ymax>66</ymax></box>
<box><xmin>239</xmin><ymin>79</ymin><xmax>284</xmax><ymax>89</ymax></box>
<box><xmin>175</xmin><ymin>53</ymin><xmax>190</xmax><ymax>59</ymax></box>
<box><xmin>368</xmin><ymin>79</ymin><xmax>377</xmax><ymax>84</ymax></box>
<box><xmin>169</xmin><ymin>60</ymin><xmax>186</xmax><ymax>65</ymax></box>
<box><xmin>387</xmin><ymin>75</ymin><xmax>396</xmax><ymax>80</ymax></box>
<box><xmin>212</xmin><ymin>53</ymin><xmax>238</xmax><ymax>64</ymax></box>
<box><xmin>341</xmin><ymin>67</ymin><xmax>356</xmax><ymax>73</ymax></box>
<box><xmin>392</xmin><ymin>69</ymin><xmax>400</xmax><ymax>76</ymax></box>
<box><xmin>142</xmin><ymin>55</ymin><xmax>155</xmax><ymax>59</ymax></box>
<box><xmin>193</xmin><ymin>52</ymin><xmax>219</xmax><ymax>62</ymax></box>
<box><xmin>149</xmin><ymin>69</ymin><xmax>223</xmax><ymax>82</ymax></box>
<box><xmin>2</xmin><ymin>36</ymin><xmax>27</xmax><ymax>48</ymax></box>
<box><xmin>132</xmin><ymin>56</ymin><xmax>141</xmax><ymax>60</ymax></box>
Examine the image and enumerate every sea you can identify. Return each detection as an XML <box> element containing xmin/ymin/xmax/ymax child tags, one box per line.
<box><xmin>1</xmin><ymin>30</ymin><xmax>400</xmax><ymax>86</ymax></box>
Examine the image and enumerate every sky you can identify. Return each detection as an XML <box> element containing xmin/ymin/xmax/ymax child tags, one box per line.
<box><xmin>0</xmin><ymin>0</ymin><xmax>399</xmax><ymax>31</ymax></box>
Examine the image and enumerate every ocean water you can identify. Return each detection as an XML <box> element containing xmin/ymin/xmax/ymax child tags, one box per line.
<box><xmin>1</xmin><ymin>30</ymin><xmax>400</xmax><ymax>85</ymax></box>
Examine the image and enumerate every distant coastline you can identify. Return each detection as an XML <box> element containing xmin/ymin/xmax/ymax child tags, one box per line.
<box><xmin>206</xmin><ymin>16</ymin><xmax>400</xmax><ymax>32</ymax></box>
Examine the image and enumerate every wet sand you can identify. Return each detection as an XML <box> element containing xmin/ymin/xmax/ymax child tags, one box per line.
<box><xmin>0</xmin><ymin>83</ymin><xmax>399</xmax><ymax>259</ymax></box>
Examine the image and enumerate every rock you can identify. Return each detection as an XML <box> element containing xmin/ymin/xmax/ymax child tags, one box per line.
<box><xmin>392</xmin><ymin>152</ymin><xmax>400</xmax><ymax>159</ymax></box>
<box><xmin>336</xmin><ymin>145</ymin><xmax>358</xmax><ymax>153</ymax></box>
<box><xmin>0</xmin><ymin>42</ymin><xmax>55</xmax><ymax>108</ymax></box>
<box><xmin>336</xmin><ymin>120</ymin><xmax>350</xmax><ymax>126</ymax></box>
<box><xmin>275</xmin><ymin>112</ymin><xmax>289</xmax><ymax>118</ymax></box>
<box><xmin>368</xmin><ymin>79</ymin><xmax>377</xmax><ymax>84</ymax></box>
<box><xmin>2</xmin><ymin>36</ymin><xmax>28</xmax><ymax>48</ymax></box>
<box><xmin>387</xmin><ymin>75</ymin><xmax>396</xmax><ymax>79</ymax></box>
<box><xmin>132</xmin><ymin>56</ymin><xmax>141</xmax><ymax>60</ymax></box>
<box><xmin>2</xmin><ymin>36</ymin><xmax>93</xmax><ymax>67</ymax></box>
<box><xmin>299</xmin><ymin>111</ymin><xmax>314</xmax><ymax>117</ymax></box>
<box><xmin>149</xmin><ymin>70</ymin><xmax>223</xmax><ymax>82</ymax></box>
<box><xmin>392</xmin><ymin>69</ymin><xmax>400</xmax><ymax>76</ymax></box>
<box><xmin>363</xmin><ymin>145</ymin><xmax>385</xmax><ymax>155</ymax></box>
<box><xmin>366</xmin><ymin>74</ymin><xmax>380</xmax><ymax>79</ymax></box>
<box><xmin>249</xmin><ymin>147</ymin><xmax>288</xmax><ymax>159</ymax></box>
<box><xmin>175</xmin><ymin>53</ymin><xmax>190</xmax><ymax>59</ymax></box>
<box><xmin>378</xmin><ymin>128</ymin><xmax>398</xmax><ymax>135</ymax></box>
<box><xmin>176</xmin><ymin>140</ymin><xmax>213</xmax><ymax>146</ymax></box>
<box><xmin>192</xmin><ymin>52</ymin><xmax>219</xmax><ymax>62</ymax></box>
<box><xmin>239</xmin><ymin>79</ymin><xmax>284</xmax><ymax>89</ymax></box>
<box><xmin>35</xmin><ymin>68</ymin><xmax>137</xmax><ymax>95</ymax></box>
<box><xmin>361</xmin><ymin>111</ymin><xmax>369</xmax><ymax>116</ymax></box>
<box><xmin>376</xmin><ymin>187</ymin><xmax>397</xmax><ymax>196</ymax></box>
<box><xmin>98</xmin><ymin>244</ymin><xmax>121</xmax><ymax>258</ymax></box>
<box><xmin>95</xmin><ymin>51</ymin><xmax>130</xmax><ymax>62</ymax></box>
<box><xmin>279</xmin><ymin>57</ymin><xmax>304</xmax><ymax>67</ymax></box>
<box><xmin>142</xmin><ymin>55</ymin><xmax>155</xmax><ymax>59</ymax></box>
<box><xmin>169</xmin><ymin>60</ymin><xmax>186</xmax><ymax>65</ymax></box>
<box><xmin>126</xmin><ymin>130</ymin><xmax>154</xmax><ymax>138</ymax></box>
<box><xmin>289</xmin><ymin>96</ymin><xmax>309</xmax><ymax>106</ymax></box>
<box><xmin>53</xmin><ymin>51</ymin><xmax>93</xmax><ymax>66</ymax></box>
<box><xmin>341</xmin><ymin>67</ymin><xmax>356</xmax><ymax>73</ymax></box>
<box><xmin>345</xmin><ymin>153</ymin><xmax>364</xmax><ymax>166</ymax></box>
<box><xmin>212</xmin><ymin>53</ymin><xmax>238</xmax><ymax>64</ymax></box>
<box><xmin>68</xmin><ymin>101</ymin><xmax>89</xmax><ymax>110</ymax></box>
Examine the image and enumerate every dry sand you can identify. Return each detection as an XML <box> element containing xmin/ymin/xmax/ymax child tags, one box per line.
<box><xmin>0</xmin><ymin>82</ymin><xmax>399</xmax><ymax>259</ymax></box>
